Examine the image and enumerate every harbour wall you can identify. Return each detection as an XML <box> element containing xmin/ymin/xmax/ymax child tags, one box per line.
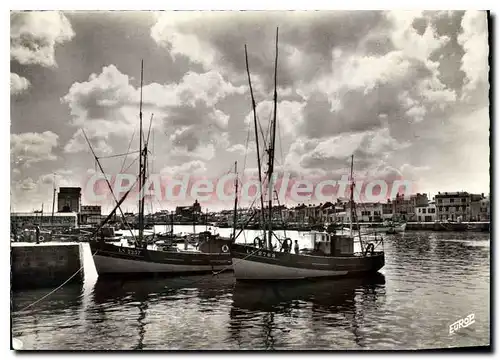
<box><xmin>11</xmin><ymin>243</ymin><xmax>84</xmax><ymax>290</ymax></box>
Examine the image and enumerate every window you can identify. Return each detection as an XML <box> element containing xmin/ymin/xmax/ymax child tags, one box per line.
<box><xmin>462</xmin><ymin>198</ymin><xmax>466</xmax><ymax>203</ymax></box>
<box><xmin>422</xmin><ymin>208</ymin><xmax>426</xmax><ymax>214</ymax></box>
<box><xmin>438</xmin><ymin>199</ymin><xmax>442</xmax><ymax>204</ymax></box>
<box><xmin>450</xmin><ymin>198</ymin><xmax>454</xmax><ymax>203</ymax></box>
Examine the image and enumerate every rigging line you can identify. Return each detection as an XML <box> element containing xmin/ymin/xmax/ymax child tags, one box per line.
<box><xmin>97</xmin><ymin>150</ymin><xmax>140</xmax><ymax>160</ymax></box>
<box><xmin>81</xmin><ymin>129</ymin><xmax>137</xmax><ymax>243</ymax></box>
<box><xmin>258</xmin><ymin>108</ymin><xmax>269</xmax><ymax>150</ymax></box>
<box><xmin>276</xmin><ymin>108</ymin><xmax>285</xmax><ymax>169</ymax></box>
<box><xmin>120</xmin><ymin>129</ymin><xmax>136</xmax><ymax>173</ymax></box>
<box><xmin>17</xmin><ymin>249</ymin><xmax>99</xmax><ymax>313</ymax></box>
<box><xmin>145</xmin><ymin>113</ymin><xmax>154</xmax><ymax>148</ymax></box>
<box><xmin>123</xmin><ymin>155</ymin><xmax>140</xmax><ymax>173</ymax></box>
<box><xmin>91</xmin><ymin>173</ymin><xmax>141</xmax><ymax>239</ymax></box>
<box><xmin>242</xmin><ymin>118</ymin><xmax>251</xmax><ymax>173</ymax></box>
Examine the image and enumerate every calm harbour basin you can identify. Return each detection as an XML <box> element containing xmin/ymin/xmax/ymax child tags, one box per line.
<box><xmin>11</xmin><ymin>227</ymin><xmax>490</xmax><ymax>350</ymax></box>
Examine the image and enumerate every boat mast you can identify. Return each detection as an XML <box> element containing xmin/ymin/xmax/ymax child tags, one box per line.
<box><xmin>349</xmin><ymin>155</ymin><xmax>364</xmax><ymax>252</ymax></box>
<box><xmin>266</xmin><ymin>27</ymin><xmax>279</xmax><ymax>249</ymax></box>
<box><xmin>349</xmin><ymin>155</ymin><xmax>354</xmax><ymax>237</ymax></box>
<box><xmin>245</xmin><ymin>44</ymin><xmax>267</xmax><ymax>244</ymax></box>
<box><xmin>232</xmin><ymin>161</ymin><xmax>238</xmax><ymax>240</ymax></box>
<box><xmin>138</xmin><ymin>60</ymin><xmax>145</xmax><ymax>245</ymax></box>
<box><xmin>51</xmin><ymin>173</ymin><xmax>56</xmax><ymax>227</ymax></box>
<box><xmin>170</xmin><ymin>211</ymin><xmax>174</xmax><ymax>235</ymax></box>
<box><xmin>40</xmin><ymin>203</ymin><xmax>44</xmax><ymax>228</ymax></box>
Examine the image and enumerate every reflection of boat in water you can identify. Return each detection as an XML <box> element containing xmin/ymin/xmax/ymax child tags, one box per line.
<box><xmin>92</xmin><ymin>274</ymin><xmax>235</xmax><ymax>350</ymax></box>
<box><xmin>228</xmin><ymin>273</ymin><xmax>385</xmax><ymax>349</ymax></box>
<box><xmin>92</xmin><ymin>273</ymin><xmax>235</xmax><ymax>305</ymax></box>
<box><xmin>230</xmin><ymin>273</ymin><xmax>385</xmax><ymax>312</ymax></box>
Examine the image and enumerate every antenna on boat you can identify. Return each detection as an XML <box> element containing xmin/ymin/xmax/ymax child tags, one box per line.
<box><xmin>245</xmin><ymin>44</ymin><xmax>266</xmax><ymax>244</ymax></box>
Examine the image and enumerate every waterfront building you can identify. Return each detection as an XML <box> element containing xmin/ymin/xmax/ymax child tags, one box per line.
<box><xmin>410</xmin><ymin>193</ymin><xmax>429</xmax><ymax>207</ymax></box>
<box><xmin>344</xmin><ymin>202</ymin><xmax>383</xmax><ymax>222</ymax></box>
<box><xmin>435</xmin><ymin>192</ymin><xmax>469</xmax><ymax>221</ymax></box>
<box><xmin>11</xmin><ymin>212</ymin><xmax>78</xmax><ymax>229</ymax></box>
<box><xmin>434</xmin><ymin>191</ymin><xmax>487</xmax><ymax>222</ymax></box>
<box><xmin>415</xmin><ymin>201</ymin><xmax>437</xmax><ymax>222</ymax></box>
<box><xmin>175</xmin><ymin>200</ymin><xmax>202</xmax><ymax>218</ymax></box>
<box><xmin>392</xmin><ymin>194</ymin><xmax>415</xmax><ymax>221</ymax></box>
<box><xmin>381</xmin><ymin>199</ymin><xmax>394</xmax><ymax>220</ymax></box>
<box><xmin>80</xmin><ymin>205</ymin><xmax>102</xmax><ymax>225</ymax></box>
<box><xmin>57</xmin><ymin>187</ymin><xmax>81</xmax><ymax>213</ymax></box>
<box><xmin>478</xmin><ymin>195</ymin><xmax>490</xmax><ymax>221</ymax></box>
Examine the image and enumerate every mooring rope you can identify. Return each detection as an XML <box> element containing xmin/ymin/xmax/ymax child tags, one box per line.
<box><xmin>16</xmin><ymin>249</ymin><xmax>99</xmax><ymax>313</ymax></box>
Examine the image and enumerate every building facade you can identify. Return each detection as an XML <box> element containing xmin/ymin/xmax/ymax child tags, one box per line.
<box><xmin>11</xmin><ymin>212</ymin><xmax>78</xmax><ymax>229</ymax></box>
<box><xmin>393</xmin><ymin>194</ymin><xmax>415</xmax><ymax>221</ymax></box>
<box><xmin>434</xmin><ymin>191</ymin><xmax>487</xmax><ymax>222</ymax></box>
<box><xmin>80</xmin><ymin>205</ymin><xmax>102</xmax><ymax>225</ymax></box>
<box><xmin>415</xmin><ymin>202</ymin><xmax>437</xmax><ymax>222</ymax></box>
<box><xmin>57</xmin><ymin>187</ymin><xmax>81</xmax><ymax>213</ymax></box>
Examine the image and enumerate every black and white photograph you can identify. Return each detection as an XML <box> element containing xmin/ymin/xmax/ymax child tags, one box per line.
<box><xmin>9</xmin><ymin>8</ymin><xmax>491</xmax><ymax>351</ymax></box>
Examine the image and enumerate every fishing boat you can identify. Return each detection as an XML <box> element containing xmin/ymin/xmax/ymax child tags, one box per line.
<box><xmin>365</xmin><ymin>221</ymin><xmax>407</xmax><ymax>234</ymax></box>
<box><xmin>230</xmin><ymin>29</ymin><xmax>385</xmax><ymax>281</ymax></box>
<box><xmin>88</xmin><ymin>60</ymin><xmax>234</xmax><ymax>277</ymax></box>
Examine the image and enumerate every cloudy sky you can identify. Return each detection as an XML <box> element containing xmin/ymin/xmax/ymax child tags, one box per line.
<box><xmin>10</xmin><ymin>10</ymin><xmax>489</xmax><ymax>213</ymax></box>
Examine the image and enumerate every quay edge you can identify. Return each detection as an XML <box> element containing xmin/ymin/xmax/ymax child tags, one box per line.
<box><xmin>11</xmin><ymin>243</ymin><xmax>83</xmax><ymax>290</ymax></box>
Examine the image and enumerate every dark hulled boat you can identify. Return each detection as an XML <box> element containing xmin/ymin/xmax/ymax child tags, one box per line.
<box><xmin>87</xmin><ymin>60</ymin><xmax>236</xmax><ymax>278</ymax></box>
<box><xmin>89</xmin><ymin>236</ymin><xmax>232</xmax><ymax>277</ymax></box>
<box><xmin>231</xmin><ymin>233</ymin><xmax>384</xmax><ymax>281</ymax></box>
<box><xmin>231</xmin><ymin>29</ymin><xmax>385</xmax><ymax>281</ymax></box>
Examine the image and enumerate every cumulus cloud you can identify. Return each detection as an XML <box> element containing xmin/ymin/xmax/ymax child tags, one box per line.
<box><xmin>62</xmin><ymin>64</ymin><xmax>243</xmax><ymax>158</ymax></box>
<box><xmin>10</xmin><ymin>11</ymin><xmax>75</xmax><ymax>67</ymax></box>
<box><xmin>284</xmin><ymin>127</ymin><xmax>408</xmax><ymax>175</ymax></box>
<box><xmin>161</xmin><ymin>160</ymin><xmax>207</xmax><ymax>175</ymax></box>
<box><xmin>150</xmin><ymin>11</ymin><xmax>391</xmax><ymax>93</ymax></box>
<box><xmin>11</xmin><ymin>131</ymin><xmax>59</xmax><ymax>168</ymax></box>
<box><xmin>227</xmin><ymin>143</ymin><xmax>248</xmax><ymax>155</ymax></box>
<box><xmin>457</xmin><ymin>11</ymin><xmax>489</xmax><ymax>96</ymax></box>
<box><xmin>64</xmin><ymin>128</ymin><xmax>113</xmax><ymax>155</ymax></box>
<box><xmin>10</xmin><ymin>73</ymin><xmax>31</xmax><ymax>95</ymax></box>
<box><xmin>11</xmin><ymin>11</ymin><xmax>490</xmax><ymax>209</ymax></box>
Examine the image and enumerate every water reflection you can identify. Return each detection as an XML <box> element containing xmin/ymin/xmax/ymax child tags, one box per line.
<box><xmin>90</xmin><ymin>274</ymin><xmax>235</xmax><ymax>350</ymax></box>
<box><xmin>92</xmin><ymin>273</ymin><xmax>235</xmax><ymax>305</ymax></box>
<box><xmin>11</xmin><ymin>283</ymin><xmax>84</xmax><ymax>349</ymax></box>
<box><xmin>11</xmin><ymin>230</ymin><xmax>489</xmax><ymax>350</ymax></box>
<box><xmin>229</xmin><ymin>273</ymin><xmax>385</xmax><ymax>349</ymax></box>
<box><xmin>12</xmin><ymin>283</ymin><xmax>83</xmax><ymax>314</ymax></box>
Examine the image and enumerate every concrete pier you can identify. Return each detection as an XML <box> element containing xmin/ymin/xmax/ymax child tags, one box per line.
<box><xmin>11</xmin><ymin>243</ymin><xmax>83</xmax><ymax>290</ymax></box>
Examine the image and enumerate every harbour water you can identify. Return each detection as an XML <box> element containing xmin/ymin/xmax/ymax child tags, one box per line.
<box><xmin>11</xmin><ymin>228</ymin><xmax>490</xmax><ymax>350</ymax></box>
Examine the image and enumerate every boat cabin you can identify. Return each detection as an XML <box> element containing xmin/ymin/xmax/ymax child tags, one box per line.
<box><xmin>197</xmin><ymin>231</ymin><xmax>232</xmax><ymax>254</ymax></box>
<box><xmin>309</xmin><ymin>231</ymin><xmax>354</xmax><ymax>256</ymax></box>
